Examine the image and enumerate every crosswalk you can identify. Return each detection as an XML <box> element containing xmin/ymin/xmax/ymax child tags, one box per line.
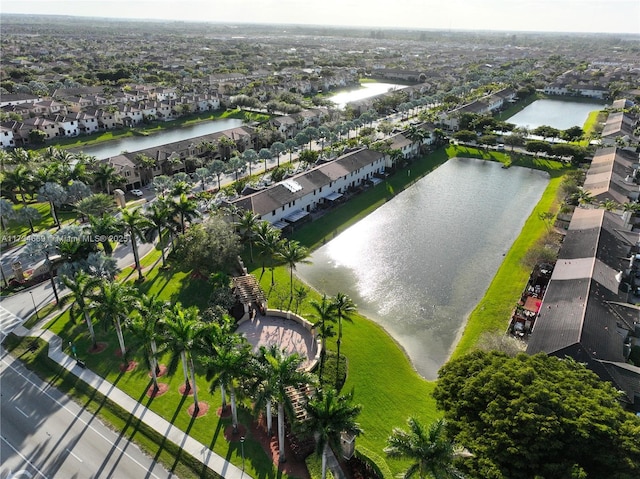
<box><xmin>0</xmin><ymin>305</ymin><xmax>23</xmax><ymax>343</ymax></box>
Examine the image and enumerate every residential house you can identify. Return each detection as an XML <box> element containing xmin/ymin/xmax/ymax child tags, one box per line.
<box><xmin>0</xmin><ymin>93</ymin><xmax>43</xmax><ymax>108</ymax></box>
<box><xmin>49</xmin><ymin>115</ymin><xmax>79</xmax><ymax>138</ymax></box>
<box><xmin>22</xmin><ymin>117</ymin><xmax>60</xmax><ymax>140</ymax></box>
<box><xmin>601</xmin><ymin>111</ymin><xmax>638</xmax><ymax>147</ymax></box>
<box><xmin>582</xmin><ymin>147</ymin><xmax>640</xmax><ymax>203</ymax></box>
<box><xmin>69</xmin><ymin>112</ymin><xmax>100</xmax><ymax>134</ymax></box>
<box><xmin>0</xmin><ymin>124</ymin><xmax>15</xmax><ymax>148</ymax></box>
<box><xmin>103</xmin><ymin>155</ymin><xmax>142</xmax><ymax>191</ymax></box>
<box><xmin>232</xmin><ymin>148</ymin><xmax>385</xmax><ymax>226</ymax></box>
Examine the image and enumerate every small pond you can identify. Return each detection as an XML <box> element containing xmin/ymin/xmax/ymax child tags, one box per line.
<box><xmin>297</xmin><ymin>158</ymin><xmax>549</xmax><ymax>379</ymax></box>
<box><xmin>507</xmin><ymin>98</ymin><xmax>604</xmax><ymax>130</ymax></box>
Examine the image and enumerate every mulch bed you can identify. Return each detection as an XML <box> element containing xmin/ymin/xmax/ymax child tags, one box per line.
<box><xmin>88</xmin><ymin>342</ymin><xmax>107</xmax><ymax>354</ymax></box>
<box><xmin>178</xmin><ymin>383</ymin><xmax>198</xmax><ymax>396</ymax></box>
<box><xmin>187</xmin><ymin>401</ymin><xmax>209</xmax><ymax>418</ymax></box>
<box><xmin>248</xmin><ymin>416</ymin><xmax>310</xmax><ymax>479</ymax></box>
<box><xmin>217</xmin><ymin>405</ymin><xmax>232</xmax><ymax>418</ymax></box>
<box><xmin>148</xmin><ymin>364</ymin><xmax>168</xmax><ymax>378</ymax></box>
<box><xmin>224</xmin><ymin>423</ymin><xmax>248</xmax><ymax>441</ymax></box>
<box><xmin>118</xmin><ymin>360</ymin><xmax>137</xmax><ymax>373</ymax></box>
<box><xmin>146</xmin><ymin>383</ymin><xmax>169</xmax><ymax>398</ymax></box>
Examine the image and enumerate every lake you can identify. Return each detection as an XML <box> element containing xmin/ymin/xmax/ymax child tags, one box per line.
<box><xmin>507</xmin><ymin>98</ymin><xmax>604</xmax><ymax>130</ymax></box>
<box><xmin>327</xmin><ymin>82</ymin><xmax>408</xmax><ymax>109</ymax></box>
<box><xmin>296</xmin><ymin>158</ymin><xmax>549</xmax><ymax>379</ymax></box>
<box><xmin>76</xmin><ymin>118</ymin><xmax>245</xmax><ymax>159</ymax></box>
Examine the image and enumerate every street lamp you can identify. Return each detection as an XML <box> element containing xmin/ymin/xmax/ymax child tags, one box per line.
<box><xmin>240</xmin><ymin>436</ymin><xmax>245</xmax><ymax>473</ymax></box>
<box><xmin>29</xmin><ymin>291</ymin><xmax>39</xmax><ymax>321</ymax></box>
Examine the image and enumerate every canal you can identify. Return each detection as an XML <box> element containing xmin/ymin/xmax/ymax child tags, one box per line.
<box><xmin>296</xmin><ymin>158</ymin><xmax>549</xmax><ymax>379</ymax></box>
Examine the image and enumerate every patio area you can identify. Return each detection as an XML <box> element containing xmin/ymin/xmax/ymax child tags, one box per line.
<box><xmin>236</xmin><ymin>312</ymin><xmax>319</xmax><ymax>371</ymax></box>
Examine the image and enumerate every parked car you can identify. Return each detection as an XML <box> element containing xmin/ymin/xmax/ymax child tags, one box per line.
<box><xmin>130</xmin><ymin>189</ymin><xmax>143</xmax><ymax>197</ymax></box>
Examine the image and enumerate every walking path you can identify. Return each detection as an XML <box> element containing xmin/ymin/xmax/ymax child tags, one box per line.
<box><xmin>7</xmin><ymin>322</ymin><xmax>251</xmax><ymax>479</ymax></box>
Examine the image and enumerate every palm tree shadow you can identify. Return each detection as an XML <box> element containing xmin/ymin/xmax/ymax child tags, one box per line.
<box><xmin>150</xmin><ymin>389</ymin><xmax>189</xmax><ymax>467</ymax></box>
<box><xmin>199</xmin><ymin>416</ymin><xmax>225</xmax><ymax>478</ymax></box>
<box><xmin>169</xmin><ymin>413</ymin><xmax>198</xmax><ymax>474</ymax></box>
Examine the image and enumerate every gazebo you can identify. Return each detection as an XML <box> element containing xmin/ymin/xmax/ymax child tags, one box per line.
<box><xmin>231</xmin><ymin>274</ymin><xmax>266</xmax><ymax>319</ymax></box>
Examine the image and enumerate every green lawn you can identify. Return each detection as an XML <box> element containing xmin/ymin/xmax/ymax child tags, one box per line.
<box><xmin>8</xmin><ymin>144</ymin><xmax>574</xmax><ymax>479</ymax></box>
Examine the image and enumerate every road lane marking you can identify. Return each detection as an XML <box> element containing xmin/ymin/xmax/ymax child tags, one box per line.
<box><xmin>1</xmin><ymin>435</ymin><xmax>50</xmax><ymax>479</ymax></box>
<box><xmin>65</xmin><ymin>448</ymin><xmax>83</xmax><ymax>463</ymax></box>
<box><xmin>2</xmin><ymin>357</ymin><xmax>163</xmax><ymax>479</ymax></box>
<box><xmin>15</xmin><ymin>406</ymin><xmax>29</xmax><ymax>418</ymax></box>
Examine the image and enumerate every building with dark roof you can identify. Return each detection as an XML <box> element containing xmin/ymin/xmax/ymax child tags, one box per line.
<box><xmin>527</xmin><ymin>177</ymin><xmax>640</xmax><ymax>409</ymax></box>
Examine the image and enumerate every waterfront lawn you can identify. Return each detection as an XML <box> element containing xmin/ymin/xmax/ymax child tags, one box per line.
<box><xmin>252</xmin><ymin>265</ymin><xmax>439</xmax><ymax>475</ymax></box>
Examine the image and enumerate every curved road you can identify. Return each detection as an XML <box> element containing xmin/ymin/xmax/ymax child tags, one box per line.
<box><xmin>0</xmin><ymin>352</ymin><xmax>177</xmax><ymax>479</ymax></box>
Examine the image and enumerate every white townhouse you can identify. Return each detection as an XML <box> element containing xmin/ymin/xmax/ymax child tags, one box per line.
<box><xmin>0</xmin><ymin>124</ymin><xmax>15</xmax><ymax>148</ymax></box>
<box><xmin>70</xmin><ymin>112</ymin><xmax>100</xmax><ymax>134</ymax></box>
<box><xmin>50</xmin><ymin>115</ymin><xmax>79</xmax><ymax>137</ymax></box>
<box><xmin>232</xmin><ymin>148</ymin><xmax>385</xmax><ymax>227</ymax></box>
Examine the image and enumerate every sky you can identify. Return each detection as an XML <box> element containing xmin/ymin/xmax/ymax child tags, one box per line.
<box><xmin>1</xmin><ymin>0</ymin><xmax>639</xmax><ymax>34</ymax></box>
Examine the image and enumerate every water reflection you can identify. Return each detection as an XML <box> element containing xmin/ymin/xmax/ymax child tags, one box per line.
<box><xmin>296</xmin><ymin>158</ymin><xmax>549</xmax><ymax>379</ymax></box>
<box><xmin>507</xmin><ymin>99</ymin><xmax>604</xmax><ymax>130</ymax></box>
<box><xmin>76</xmin><ymin>118</ymin><xmax>244</xmax><ymax>159</ymax></box>
<box><xmin>328</xmin><ymin>82</ymin><xmax>407</xmax><ymax>109</ymax></box>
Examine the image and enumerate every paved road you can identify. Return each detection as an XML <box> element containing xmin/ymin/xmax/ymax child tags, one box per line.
<box><xmin>0</xmin><ymin>353</ymin><xmax>178</xmax><ymax>479</ymax></box>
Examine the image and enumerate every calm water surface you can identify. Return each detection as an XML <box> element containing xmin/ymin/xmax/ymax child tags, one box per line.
<box><xmin>328</xmin><ymin>82</ymin><xmax>407</xmax><ymax>109</ymax></box>
<box><xmin>77</xmin><ymin>118</ymin><xmax>244</xmax><ymax>159</ymax></box>
<box><xmin>508</xmin><ymin>99</ymin><xmax>604</xmax><ymax>130</ymax></box>
<box><xmin>297</xmin><ymin>158</ymin><xmax>549</xmax><ymax>379</ymax></box>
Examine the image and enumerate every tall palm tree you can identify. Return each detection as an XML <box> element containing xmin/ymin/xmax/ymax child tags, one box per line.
<box><xmin>385</xmin><ymin>418</ymin><xmax>465</xmax><ymax>479</ymax></box>
<box><xmin>276</xmin><ymin>239</ymin><xmax>311</xmax><ymax>302</ymax></box>
<box><xmin>258</xmin><ymin>148</ymin><xmax>272</xmax><ymax>173</ymax></box>
<box><xmin>251</xmin><ymin>344</ymin><xmax>279</xmax><ymax>436</ymax></box>
<box><xmin>4</xmin><ymin>164</ymin><xmax>35</xmax><ymax>205</ymax></box>
<box><xmin>129</xmin><ymin>294</ymin><xmax>167</xmax><ymax>392</ymax></box>
<box><xmin>284</xmin><ymin>138</ymin><xmax>298</xmax><ymax>164</ymax></box>
<box><xmin>193</xmin><ymin>167</ymin><xmax>211</xmax><ymax>192</ymax></box>
<box><xmin>62</xmin><ymin>271</ymin><xmax>101</xmax><ymax>349</ymax></box>
<box><xmin>93</xmin><ymin>162</ymin><xmax>122</xmax><ymax>195</ymax></box>
<box><xmin>266</xmin><ymin>348</ymin><xmax>314</xmax><ymax>463</ymax></box>
<box><xmin>89</xmin><ymin>212</ymin><xmax>123</xmax><ymax>255</ymax></box>
<box><xmin>331</xmin><ymin>292</ymin><xmax>356</xmax><ymax>389</ymax></box>
<box><xmin>270</xmin><ymin>141</ymin><xmax>286</xmax><ymax>168</ymax></box>
<box><xmin>171</xmin><ymin>193</ymin><xmax>198</xmax><ymax>235</ymax></box>
<box><xmin>92</xmin><ymin>280</ymin><xmax>139</xmax><ymax>357</ymax></box>
<box><xmin>202</xmin><ymin>333</ymin><xmax>253</xmax><ymax>433</ymax></box>
<box><xmin>255</xmin><ymin>221</ymin><xmax>281</xmax><ymax>281</ymax></box>
<box><xmin>161</xmin><ymin>303</ymin><xmax>207</xmax><ymax>412</ymax></box>
<box><xmin>18</xmin><ymin>206</ymin><xmax>41</xmax><ymax>234</ymax></box>
<box><xmin>120</xmin><ymin>207</ymin><xmax>152</xmax><ymax>281</ymax></box>
<box><xmin>236</xmin><ymin>210</ymin><xmax>260</xmax><ymax>263</ymax></box>
<box><xmin>144</xmin><ymin>200</ymin><xmax>172</xmax><ymax>267</ymax></box>
<box><xmin>208</xmin><ymin>159</ymin><xmax>227</xmax><ymax>191</ymax></box>
<box><xmin>242</xmin><ymin>148</ymin><xmax>259</xmax><ymax>177</ymax></box>
<box><xmin>0</xmin><ymin>198</ymin><xmax>15</xmax><ymax>230</ymax></box>
<box><xmin>310</xmin><ymin>294</ymin><xmax>337</xmax><ymax>384</ymax></box>
<box><xmin>303</xmin><ymin>388</ymin><xmax>363</xmax><ymax>479</ymax></box>
<box><xmin>38</xmin><ymin>182</ymin><xmax>67</xmax><ymax>229</ymax></box>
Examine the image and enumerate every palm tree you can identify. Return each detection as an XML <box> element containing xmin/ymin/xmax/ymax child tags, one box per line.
<box><xmin>89</xmin><ymin>213</ymin><xmax>123</xmax><ymax>255</ymax></box>
<box><xmin>266</xmin><ymin>347</ymin><xmax>315</xmax><ymax>462</ymax></box>
<box><xmin>92</xmin><ymin>280</ymin><xmax>139</xmax><ymax>357</ymax></box>
<box><xmin>93</xmin><ymin>162</ymin><xmax>122</xmax><ymax>195</ymax></box>
<box><xmin>171</xmin><ymin>193</ymin><xmax>198</xmax><ymax>235</ymax></box>
<box><xmin>236</xmin><ymin>210</ymin><xmax>260</xmax><ymax>263</ymax></box>
<box><xmin>331</xmin><ymin>292</ymin><xmax>356</xmax><ymax>388</ymax></box>
<box><xmin>0</xmin><ymin>198</ymin><xmax>15</xmax><ymax>230</ymax></box>
<box><xmin>258</xmin><ymin>148</ymin><xmax>272</xmax><ymax>173</ymax></box>
<box><xmin>129</xmin><ymin>294</ymin><xmax>167</xmax><ymax>392</ymax></box>
<box><xmin>385</xmin><ymin>418</ymin><xmax>465</xmax><ymax>479</ymax></box>
<box><xmin>227</xmin><ymin>155</ymin><xmax>247</xmax><ymax>181</ymax></box>
<box><xmin>202</xmin><ymin>333</ymin><xmax>253</xmax><ymax>433</ymax></box>
<box><xmin>144</xmin><ymin>201</ymin><xmax>172</xmax><ymax>267</ymax></box>
<box><xmin>303</xmin><ymin>388</ymin><xmax>363</xmax><ymax>479</ymax></box>
<box><xmin>17</xmin><ymin>206</ymin><xmax>41</xmax><ymax>234</ymax></box>
<box><xmin>62</xmin><ymin>271</ymin><xmax>101</xmax><ymax>349</ymax></box>
<box><xmin>255</xmin><ymin>222</ymin><xmax>282</xmax><ymax>283</ymax></box>
<box><xmin>38</xmin><ymin>182</ymin><xmax>67</xmax><ymax>229</ymax></box>
<box><xmin>251</xmin><ymin>344</ymin><xmax>279</xmax><ymax>436</ymax></box>
<box><xmin>276</xmin><ymin>239</ymin><xmax>311</xmax><ymax>302</ymax></box>
<box><xmin>284</xmin><ymin>139</ymin><xmax>298</xmax><ymax>164</ymax></box>
<box><xmin>242</xmin><ymin>148</ymin><xmax>259</xmax><ymax>177</ymax></box>
<box><xmin>161</xmin><ymin>303</ymin><xmax>207</xmax><ymax>412</ymax></box>
<box><xmin>4</xmin><ymin>164</ymin><xmax>35</xmax><ymax>205</ymax></box>
<box><xmin>208</xmin><ymin>159</ymin><xmax>226</xmax><ymax>191</ymax></box>
<box><xmin>193</xmin><ymin>167</ymin><xmax>211</xmax><ymax>192</ymax></box>
<box><xmin>310</xmin><ymin>294</ymin><xmax>337</xmax><ymax>384</ymax></box>
<box><xmin>120</xmin><ymin>208</ymin><xmax>152</xmax><ymax>281</ymax></box>
<box><xmin>271</xmin><ymin>141</ymin><xmax>286</xmax><ymax>168</ymax></box>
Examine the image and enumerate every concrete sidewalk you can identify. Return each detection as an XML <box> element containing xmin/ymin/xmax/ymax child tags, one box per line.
<box><xmin>9</xmin><ymin>324</ymin><xmax>252</xmax><ymax>479</ymax></box>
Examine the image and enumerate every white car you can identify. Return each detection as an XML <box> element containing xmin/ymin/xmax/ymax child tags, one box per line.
<box><xmin>130</xmin><ymin>189</ymin><xmax>144</xmax><ymax>197</ymax></box>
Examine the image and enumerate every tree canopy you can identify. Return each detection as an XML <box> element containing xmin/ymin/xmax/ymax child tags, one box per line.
<box><xmin>433</xmin><ymin>351</ymin><xmax>640</xmax><ymax>479</ymax></box>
